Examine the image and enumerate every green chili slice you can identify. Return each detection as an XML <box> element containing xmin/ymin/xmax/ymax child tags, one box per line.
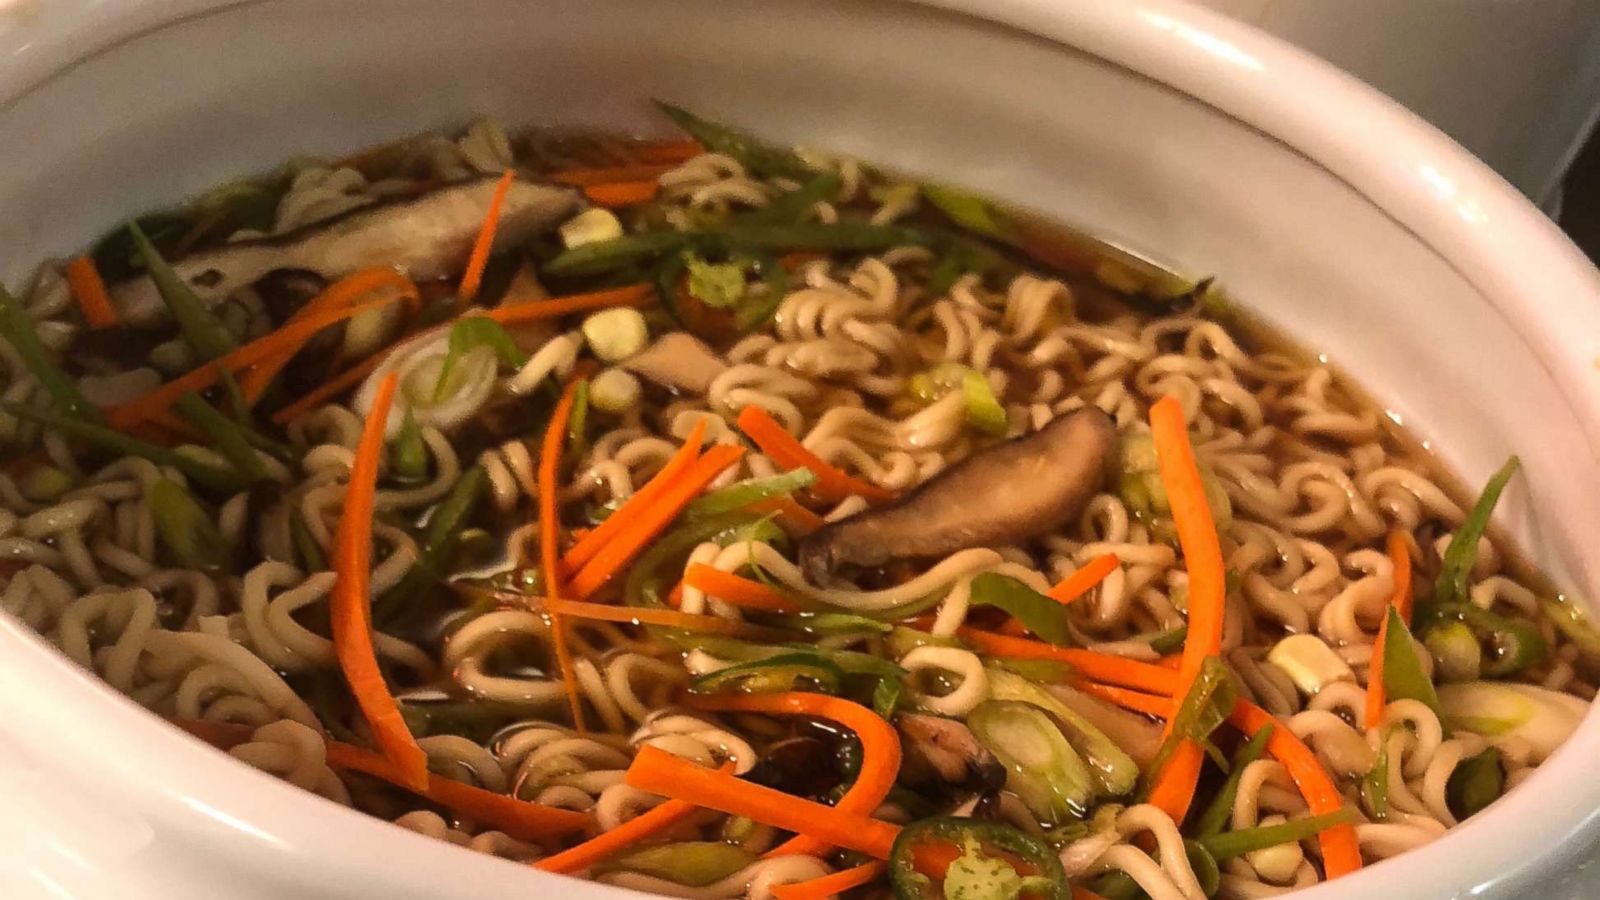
<box><xmin>888</xmin><ymin>816</ymin><xmax>1068</xmax><ymax>900</ymax></box>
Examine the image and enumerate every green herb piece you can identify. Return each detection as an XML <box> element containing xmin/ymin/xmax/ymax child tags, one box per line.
<box><xmin>7</xmin><ymin>404</ymin><xmax>243</xmax><ymax>493</ymax></box>
<box><xmin>968</xmin><ymin>700</ymin><xmax>1093</xmax><ymax>823</ymax></box>
<box><xmin>1434</xmin><ymin>456</ymin><xmax>1520</xmax><ymax>606</ymax></box>
<box><xmin>0</xmin><ymin>285</ymin><xmax>103</xmax><ymax>423</ymax></box>
<box><xmin>1446</xmin><ymin>747</ymin><xmax>1504</xmax><ymax>820</ymax></box>
<box><xmin>148</xmin><ymin>478</ymin><xmax>230</xmax><ymax>571</ymax></box>
<box><xmin>1194</xmin><ymin>723</ymin><xmax>1275</xmax><ymax>838</ymax></box>
<box><xmin>655</xmin><ymin>102</ymin><xmax>815</xmax><ymax>180</ymax></box>
<box><xmin>433</xmin><ymin>317</ymin><xmax>528</xmax><ymax>401</ymax></box>
<box><xmin>174</xmin><ymin>392</ymin><xmax>269</xmax><ymax>483</ymax></box>
<box><xmin>967</xmin><ymin>573</ymin><xmax>1071</xmax><ymax>645</ymax></box>
<box><xmin>128</xmin><ymin>220</ymin><xmax>237</xmax><ymax>361</ymax></box>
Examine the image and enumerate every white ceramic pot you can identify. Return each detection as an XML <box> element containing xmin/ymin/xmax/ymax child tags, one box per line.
<box><xmin>2</xmin><ymin>1</ymin><xmax>1600</xmax><ymax>898</ymax></box>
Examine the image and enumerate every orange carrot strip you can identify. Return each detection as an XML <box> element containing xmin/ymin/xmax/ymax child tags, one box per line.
<box><xmin>535</xmin><ymin>760</ymin><xmax>736</xmax><ymax>873</ymax></box>
<box><xmin>1076</xmin><ymin>682</ymin><xmax>1176</xmax><ymax>718</ymax></box>
<box><xmin>625</xmin><ymin>745</ymin><xmax>901</xmax><ymax>859</ymax></box>
<box><xmin>1364</xmin><ymin>530</ymin><xmax>1415</xmax><ymax>729</ymax></box>
<box><xmin>632</xmin><ymin>139</ymin><xmax>704</xmax><ymax>164</ymax></box>
<box><xmin>1074</xmin><ymin>888</ymin><xmax>1112</xmax><ymax>900</ymax></box>
<box><xmin>65</xmin><ymin>256</ymin><xmax>117</xmax><ymax>328</ymax></box>
<box><xmin>240</xmin><ymin>268</ymin><xmax>420</xmax><ymax>404</ymax></box>
<box><xmin>541</xmin><ymin>375</ymin><xmax>589</xmax><ymax>732</ymax></box>
<box><xmin>567</xmin><ymin>444</ymin><xmax>746</xmax><ymax>598</ymax></box>
<box><xmin>1048</xmin><ymin>553</ymin><xmax>1121</xmax><ymax>605</ymax></box>
<box><xmin>107</xmin><ymin>293</ymin><xmax>400</xmax><ymax>427</ymax></box>
<box><xmin>752</xmin><ymin>495</ymin><xmax>827</xmax><ymax>535</ymax></box>
<box><xmin>685</xmin><ymin>692</ymin><xmax>902</xmax><ymax>858</ymax></box>
<box><xmin>737</xmin><ymin>405</ymin><xmax>895</xmax><ymax>504</ymax></box>
<box><xmin>771</xmin><ymin>862</ymin><xmax>885</xmax><ymax>900</ymax></box>
<box><xmin>328</xmin><ymin>372</ymin><xmax>427</xmax><ymax>790</ymax></box>
<box><xmin>957</xmin><ymin>627</ymin><xmax>1180</xmax><ymax>695</ymax></box>
<box><xmin>683</xmin><ymin>565</ymin><xmax>805</xmax><ymax>613</ymax></box>
<box><xmin>549</xmin><ymin>163</ymin><xmax>679</xmax><ymax>186</ymax></box>
<box><xmin>323</xmin><ymin>741</ymin><xmax>590</xmax><ymax>842</ymax></box>
<box><xmin>561</xmin><ymin>419</ymin><xmax>707</xmax><ymax>572</ymax></box>
<box><xmin>1228</xmin><ymin>700</ymin><xmax>1363</xmax><ymax>878</ymax></box>
<box><xmin>268</xmin><ymin>353</ymin><xmax>387</xmax><ymax>424</ymax></box>
<box><xmin>171</xmin><ymin>719</ymin><xmax>590</xmax><ymax>841</ymax></box>
<box><xmin>584</xmin><ymin>179</ymin><xmax>661</xmax><ymax>207</ymax></box>
<box><xmin>1147</xmin><ymin>739</ymin><xmax>1206</xmax><ymax>826</ymax></box>
<box><xmin>484</xmin><ymin>283</ymin><xmax>654</xmax><ymax>325</ymax></box>
<box><xmin>545</xmin><ymin>597</ymin><xmax>790</xmax><ymax>640</ymax></box>
<box><xmin>458</xmin><ymin>169</ymin><xmax>515</xmax><ymax>304</ymax></box>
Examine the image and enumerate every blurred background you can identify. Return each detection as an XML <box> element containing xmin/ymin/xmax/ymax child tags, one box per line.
<box><xmin>1197</xmin><ymin>0</ymin><xmax>1600</xmax><ymax>259</ymax></box>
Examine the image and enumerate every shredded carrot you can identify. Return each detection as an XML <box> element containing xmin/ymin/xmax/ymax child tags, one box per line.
<box><xmin>1364</xmin><ymin>529</ymin><xmax>1415</xmax><ymax>729</ymax></box>
<box><xmin>567</xmin><ymin>444</ymin><xmax>746</xmax><ymax>598</ymax></box>
<box><xmin>107</xmin><ymin>292</ymin><xmax>401</xmax><ymax>427</ymax></box>
<box><xmin>535</xmin><ymin>760</ymin><xmax>736</xmax><ymax>873</ymax></box>
<box><xmin>1048</xmin><ymin>553</ymin><xmax>1121</xmax><ymax>605</ymax></box>
<box><xmin>328</xmin><ymin>372</ymin><xmax>428</xmax><ymax>790</ymax></box>
<box><xmin>65</xmin><ymin>255</ymin><xmax>117</xmax><ymax>328</ymax></box>
<box><xmin>1074</xmin><ymin>888</ymin><xmax>1112</xmax><ymax>900</ymax></box>
<box><xmin>171</xmin><ymin>719</ymin><xmax>591</xmax><ymax>841</ymax></box>
<box><xmin>957</xmin><ymin>627</ymin><xmax>1180</xmax><ymax>695</ymax></box>
<box><xmin>583</xmin><ymin>179</ymin><xmax>661</xmax><ymax>207</ymax></box>
<box><xmin>736</xmin><ymin>405</ymin><xmax>895</xmax><ymax>504</ymax></box>
<box><xmin>625</xmin><ymin>745</ymin><xmax>901</xmax><ymax>859</ymax></box>
<box><xmin>484</xmin><ymin>283</ymin><xmax>654</xmax><ymax>325</ymax></box>
<box><xmin>541</xmin><ymin>375</ymin><xmax>589</xmax><ymax>732</ymax></box>
<box><xmin>1147</xmin><ymin>739</ymin><xmax>1206</xmax><ymax>826</ymax></box>
<box><xmin>562</xmin><ymin>419</ymin><xmax>707</xmax><ymax>572</ymax></box>
<box><xmin>771</xmin><ymin>862</ymin><xmax>885</xmax><ymax>900</ymax></box>
<box><xmin>685</xmin><ymin>692</ymin><xmax>902</xmax><ymax>858</ymax></box>
<box><xmin>682</xmin><ymin>565</ymin><xmax>805</xmax><ymax>613</ymax></box>
<box><xmin>631</xmin><ymin>138</ymin><xmax>704</xmax><ymax>164</ymax></box>
<box><xmin>752</xmin><ymin>495</ymin><xmax>827</xmax><ymax>535</ymax></box>
<box><xmin>240</xmin><ymin>267</ymin><xmax>420</xmax><ymax>405</ymax></box>
<box><xmin>1076</xmin><ymin>681</ymin><xmax>1176</xmax><ymax>718</ymax></box>
<box><xmin>545</xmin><ymin>597</ymin><xmax>791</xmax><ymax>640</ymax></box>
<box><xmin>457</xmin><ymin>169</ymin><xmax>516</xmax><ymax>304</ymax></box>
<box><xmin>549</xmin><ymin>163</ymin><xmax>679</xmax><ymax>186</ymax></box>
<box><xmin>1228</xmin><ymin>700</ymin><xmax>1363</xmax><ymax>878</ymax></box>
<box><xmin>268</xmin><ymin>352</ymin><xmax>387</xmax><ymax>424</ymax></box>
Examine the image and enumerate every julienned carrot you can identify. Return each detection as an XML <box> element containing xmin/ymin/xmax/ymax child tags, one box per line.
<box><xmin>541</xmin><ymin>375</ymin><xmax>589</xmax><ymax>732</ymax></box>
<box><xmin>685</xmin><ymin>692</ymin><xmax>902</xmax><ymax>858</ymax></box>
<box><xmin>1149</xmin><ymin>396</ymin><xmax>1226</xmax><ymax>693</ymax></box>
<box><xmin>625</xmin><ymin>745</ymin><xmax>901</xmax><ymax>859</ymax></box>
<box><xmin>549</xmin><ymin>162</ymin><xmax>680</xmax><ymax>186</ymax></box>
<box><xmin>535</xmin><ymin>760</ymin><xmax>736</xmax><ymax>873</ymax></box>
<box><xmin>1073</xmin><ymin>888</ymin><xmax>1112</xmax><ymax>900</ymax></box>
<box><xmin>1147</xmin><ymin>740</ymin><xmax>1206</xmax><ymax>826</ymax></box>
<box><xmin>170</xmin><ymin>718</ymin><xmax>591</xmax><ymax>841</ymax></box>
<box><xmin>323</xmin><ymin>741</ymin><xmax>590</xmax><ymax>842</ymax></box>
<box><xmin>269</xmin><ymin>352</ymin><xmax>387</xmax><ymax>424</ymax></box>
<box><xmin>956</xmin><ymin>627</ymin><xmax>1180</xmax><ymax>695</ymax></box>
<box><xmin>108</xmin><ymin>292</ymin><xmax>400</xmax><ymax>427</ymax></box>
<box><xmin>736</xmin><ymin>405</ymin><xmax>895</xmax><ymax>504</ymax></box>
<box><xmin>584</xmin><ymin>180</ymin><xmax>660</xmax><ymax>208</ymax></box>
<box><xmin>1228</xmin><ymin>700</ymin><xmax>1363</xmax><ymax>878</ymax></box>
<box><xmin>458</xmin><ymin>169</ymin><xmax>515</xmax><ymax>304</ymax></box>
<box><xmin>561</xmin><ymin>419</ymin><xmax>707</xmax><ymax>572</ymax></box>
<box><xmin>1048</xmin><ymin>553</ymin><xmax>1121</xmax><ymax>605</ymax></box>
<box><xmin>1364</xmin><ymin>530</ymin><xmax>1415</xmax><ymax>729</ymax></box>
<box><xmin>65</xmin><ymin>255</ymin><xmax>117</xmax><ymax>328</ymax></box>
<box><xmin>545</xmin><ymin>597</ymin><xmax>792</xmax><ymax>641</ymax></box>
<box><xmin>1076</xmin><ymin>681</ymin><xmax>1175</xmax><ymax>718</ymax></box>
<box><xmin>752</xmin><ymin>495</ymin><xmax>827</xmax><ymax>534</ymax></box>
<box><xmin>683</xmin><ymin>565</ymin><xmax>805</xmax><ymax>613</ymax></box>
<box><xmin>567</xmin><ymin>444</ymin><xmax>746</xmax><ymax>598</ymax></box>
<box><xmin>240</xmin><ymin>267</ymin><xmax>421</xmax><ymax>404</ymax></box>
<box><xmin>771</xmin><ymin>862</ymin><xmax>884</xmax><ymax>900</ymax></box>
<box><xmin>484</xmin><ymin>283</ymin><xmax>654</xmax><ymax>325</ymax></box>
<box><xmin>632</xmin><ymin>138</ymin><xmax>704</xmax><ymax>164</ymax></box>
<box><xmin>328</xmin><ymin>372</ymin><xmax>428</xmax><ymax>790</ymax></box>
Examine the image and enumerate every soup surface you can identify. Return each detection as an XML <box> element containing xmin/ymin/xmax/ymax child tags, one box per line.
<box><xmin>2</xmin><ymin>109</ymin><xmax>1595</xmax><ymax>900</ymax></box>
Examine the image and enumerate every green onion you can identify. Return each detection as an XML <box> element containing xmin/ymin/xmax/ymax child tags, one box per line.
<box><xmin>967</xmin><ymin>572</ymin><xmax>1072</xmax><ymax>645</ymax></box>
<box><xmin>1150</xmin><ymin>625</ymin><xmax>1189</xmax><ymax>655</ymax></box>
<box><xmin>885</xmin><ymin>626</ymin><xmax>964</xmax><ymax>659</ymax></box>
<box><xmin>1434</xmin><ymin>456</ymin><xmax>1520</xmax><ymax>606</ymax></box>
<box><xmin>567</xmin><ymin>379</ymin><xmax>590</xmax><ymax>464</ymax></box>
<box><xmin>291</xmin><ymin>512</ymin><xmax>326</xmax><ymax>572</ymax></box>
<box><xmin>1425</xmin><ymin>620</ymin><xmax>1483</xmax><ymax>682</ymax></box>
<box><xmin>6</xmin><ymin>404</ymin><xmax>243</xmax><ymax>493</ymax></box>
<box><xmin>744</xmin><ymin>172</ymin><xmax>842</xmax><ymax>224</ymax></box>
<box><xmin>624</xmin><ymin>510</ymin><xmax>772</xmax><ymax>608</ymax></box>
<box><xmin>691</xmin><ymin>651</ymin><xmax>844</xmax><ymax>695</ymax></box>
<box><xmin>1364</xmin><ymin>728</ymin><xmax>1392</xmax><ymax>820</ymax></box>
<box><xmin>988</xmin><ymin>658</ymin><xmax>1075</xmax><ymax>684</ymax></box>
<box><xmin>174</xmin><ymin>392</ymin><xmax>269</xmax><ymax>483</ymax></box>
<box><xmin>433</xmin><ymin>317</ymin><xmax>528</xmax><ymax>402</ymax></box>
<box><xmin>686</xmin><ymin>468</ymin><xmax>817</xmax><ymax>518</ymax></box>
<box><xmin>1418</xmin><ymin>602</ymin><xmax>1547</xmax><ymax>677</ymax></box>
<box><xmin>1446</xmin><ymin>747</ymin><xmax>1504</xmax><ymax>820</ymax></box>
<box><xmin>128</xmin><ymin>220</ymin><xmax>237</xmax><ymax>361</ymax></box>
<box><xmin>596</xmin><ymin>841</ymin><xmax>756</xmax><ymax>887</ymax></box>
<box><xmin>1197</xmin><ymin>808</ymin><xmax>1356</xmax><ymax>862</ymax></box>
<box><xmin>148</xmin><ymin>478</ymin><xmax>231</xmax><ymax>571</ymax></box>
<box><xmin>968</xmin><ymin>700</ymin><xmax>1094</xmax><ymax>824</ymax></box>
<box><xmin>391</xmin><ymin>408</ymin><xmax>429</xmax><ymax>482</ymax></box>
<box><xmin>1381</xmin><ymin>606</ymin><xmax>1441</xmax><ymax>717</ymax></box>
<box><xmin>873</xmin><ymin>675</ymin><xmax>904</xmax><ymax>718</ymax></box>
<box><xmin>1541</xmin><ymin>598</ymin><xmax>1600</xmax><ymax>663</ymax></box>
<box><xmin>758</xmin><ymin>612</ymin><xmax>889</xmax><ymax>636</ymax></box>
<box><xmin>543</xmin><ymin>231</ymin><xmax>689</xmax><ymax>278</ymax></box>
<box><xmin>923</xmin><ymin>184</ymin><xmax>1015</xmax><ymax>241</ymax></box>
<box><xmin>1193</xmin><ymin>723</ymin><xmax>1274</xmax><ymax>838</ymax></box>
<box><xmin>0</xmin><ymin>284</ymin><xmax>103</xmax><ymax>423</ymax></box>
<box><xmin>984</xmin><ymin>667</ymin><xmax>1138</xmax><ymax>798</ymax></box>
<box><xmin>655</xmin><ymin>102</ymin><xmax>815</xmax><ymax>181</ymax></box>
<box><xmin>18</xmin><ymin>465</ymin><xmax>73</xmax><ymax>503</ymax></box>
<box><xmin>1143</xmin><ymin>657</ymin><xmax>1237</xmax><ymax>795</ymax></box>
<box><xmin>377</xmin><ymin>466</ymin><xmax>487</xmax><ymax>621</ymax></box>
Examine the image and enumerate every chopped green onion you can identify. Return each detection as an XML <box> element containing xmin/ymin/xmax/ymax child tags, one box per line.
<box><xmin>128</xmin><ymin>220</ymin><xmax>237</xmax><ymax>361</ymax></box>
<box><xmin>543</xmin><ymin>231</ymin><xmax>688</xmax><ymax>278</ymax></box>
<box><xmin>1541</xmin><ymin>598</ymin><xmax>1600</xmax><ymax>663</ymax></box>
<box><xmin>1143</xmin><ymin>657</ymin><xmax>1237</xmax><ymax>793</ymax></box>
<box><xmin>18</xmin><ymin>465</ymin><xmax>73</xmax><ymax>503</ymax></box>
<box><xmin>691</xmin><ymin>651</ymin><xmax>844</xmax><ymax>695</ymax></box>
<box><xmin>1438</xmin><ymin>681</ymin><xmax>1585</xmax><ymax>760</ymax></box>
<box><xmin>433</xmin><ymin>317</ymin><xmax>528</xmax><ymax>402</ymax></box>
<box><xmin>174</xmin><ymin>392</ymin><xmax>269</xmax><ymax>483</ymax></box>
<box><xmin>1381</xmin><ymin>606</ymin><xmax>1441</xmax><ymax>717</ymax></box>
<box><xmin>0</xmin><ymin>284</ymin><xmax>103</xmax><ymax>423</ymax></box>
<box><xmin>922</xmin><ymin>184</ymin><xmax>1014</xmax><ymax>241</ymax></box>
<box><xmin>1425</xmin><ymin>620</ymin><xmax>1483</xmax><ymax>683</ymax></box>
<box><xmin>969</xmin><ymin>700</ymin><xmax>1094</xmax><ymax>824</ymax></box>
<box><xmin>291</xmin><ymin>512</ymin><xmax>326</xmax><ymax>572</ymax></box>
<box><xmin>596</xmin><ymin>841</ymin><xmax>756</xmax><ymax>887</ymax></box>
<box><xmin>7</xmin><ymin>404</ymin><xmax>243</xmax><ymax>493</ymax></box>
<box><xmin>744</xmin><ymin>172</ymin><xmax>842</xmax><ymax>225</ymax></box>
<box><xmin>984</xmin><ymin>667</ymin><xmax>1138</xmax><ymax>798</ymax></box>
<box><xmin>148</xmin><ymin>478</ymin><xmax>230</xmax><ymax>571</ymax></box>
<box><xmin>654</xmin><ymin>102</ymin><xmax>815</xmax><ymax>181</ymax></box>
<box><xmin>885</xmin><ymin>626</ymin><xmax>964</xmax><ymax>659</ymax></box>
<box><xmin>1197</xmin><ymin>808</ymin><xmax>1356</xmax><ymax>862</ymax></box>
<box><xmin>1434</xmin><ymin>456</ymin><xmax>1520</xmax><ymax>606</ymax></box>
<box><xmin>873</xmin><ymin>675</ymin><xmax>904</xmax><ymax>718</ymax></box>
<box><xmin>391</xmin><ymin>408</ymin><xmax>429</xmax><ymax>482</ymax></box>
<box><xmin>1194</xmin><ymin>723</ymin><xmax>1275</xmax><ymax>838</ymax></box>
<box><xmin>967</xmin><ymin>572</ymin><xmax>1071</xmax><ymax>645</ymax></box>
<box><xmin>1364</xmin><ymin>727</ymin><xmax>1392</xmax><ymax>820</ymax></box>
<box><xmin>686</xmin><ymin>468</ymin><xmax>817</xmax><ymax>519</ymax></box>
<box><xmin>624</xmin><ymin>510</ymin><xmax>773</xmax><ymax>608</ymax></box>
<box><xmin>1446</xmin><ymin>747</ymin><xmax>1504</xmax><ymax>820</ymax></box>
<box><xmin>1150</xmin><ymin>625</ymin><xmax>1189</xmax><ymax>655</ymax></box>
<box><xmin>759</xmin><ymin>612</ymin><xmax>890</xmax><ymax>636</ymax></box>
<box><xmin>1418</xmin><ymin>602</ymin><xmax>1547</xmax><ymax>677</ymax></box>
